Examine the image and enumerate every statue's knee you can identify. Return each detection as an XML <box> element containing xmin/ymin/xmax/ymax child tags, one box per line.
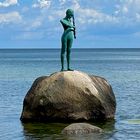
<box><xmin>61</xmin><ymin>47</ymin><xmax>66</xmax><ymax>54</ymax></box>
<box><xmin>67</xmin><ymin>49</ymin><xmax>71</xmax><ymax>55</ymax></box>
<box><xmin>66</xmin><ymin>53</ymin><xmax>70</xmax><ymax>58</ymax></box>
<box><xmin>61</xmin><ymin>53</ymin><xmax>65</xmax><ymax>57</ymax></box>
<box><xmin>61</xmin><ymin>49</ymin><xmax>65</xmax><ymax>54</ymax></box>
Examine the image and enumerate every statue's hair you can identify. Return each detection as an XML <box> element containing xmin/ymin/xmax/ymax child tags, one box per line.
<box><xmin>66</xmin><ymin>9</ymin><xmax>74</xmax><ymax>16</ymax></box>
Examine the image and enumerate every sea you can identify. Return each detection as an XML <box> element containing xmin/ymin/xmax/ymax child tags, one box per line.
<box><xmin>0</xmin><ymin>48</ymin><xmax>140</xmax><ymax>140</ymax></box>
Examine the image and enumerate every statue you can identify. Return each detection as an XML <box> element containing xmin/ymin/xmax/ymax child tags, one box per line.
<box><xmin>60</xmin><ymin>9</ymin><xmax>76</xmax><ymax>71</ymax></box>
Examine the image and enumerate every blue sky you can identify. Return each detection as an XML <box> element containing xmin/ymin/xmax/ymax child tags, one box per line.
<box><xmin>0</xmin><ymin>0</ymin><xmax>140</xmax><ymax>48</ymax></box>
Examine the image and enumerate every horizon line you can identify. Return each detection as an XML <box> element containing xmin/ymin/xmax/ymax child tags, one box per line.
<box><xmin>0</xmin><ymin>47</ymin><xmax>140</xmax><ymax>49</ymax></box>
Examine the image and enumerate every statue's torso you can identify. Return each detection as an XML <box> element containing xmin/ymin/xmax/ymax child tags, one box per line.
<box><xmin>61</xmin><ymin>18</ymin><xmax>74</xmax><ymax>40</ymax></box>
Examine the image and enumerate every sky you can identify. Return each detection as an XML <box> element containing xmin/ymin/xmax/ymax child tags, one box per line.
<box><xmin>0</xmin><ymin>0</ymin><xmax>140</xmax><ymax>48</ymax></box>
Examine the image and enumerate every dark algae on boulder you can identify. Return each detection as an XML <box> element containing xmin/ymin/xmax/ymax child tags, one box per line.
<box><xmin>20</xmin><ymin>70</ymin><xmax>116</xmax><ymax>122</ymax></box>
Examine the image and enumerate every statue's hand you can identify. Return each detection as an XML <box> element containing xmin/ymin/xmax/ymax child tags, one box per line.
<box><xmin>73</xmin><ymin>26</ymin><xmax>76</xmax><ymax>29</ymax></box>
<box><xmin>71</xmin><ymin>26</ymin><xmax>76</xmax><ymax>30</ymax></box>
<box><xmin>72</xmin><ymin>27</ymin><xmax>76</xmax><ymax>31</ymax></box>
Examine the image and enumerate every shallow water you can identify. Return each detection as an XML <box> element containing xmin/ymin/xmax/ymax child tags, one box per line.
<box><xmin>0</xmin><ymin>48</ymin><xmax>140</xmax><ymax>140</ymax></box>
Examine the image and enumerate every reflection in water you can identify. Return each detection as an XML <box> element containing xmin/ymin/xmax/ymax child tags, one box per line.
<box><xmin>21</xmin><ymin>120</ymin><xmax>115</xmax><ymax>140</ymax></box>
<box><xmin>22</xmin><ymin>122</ymin><xmax>67</xmax><ymax>139</ymax></box>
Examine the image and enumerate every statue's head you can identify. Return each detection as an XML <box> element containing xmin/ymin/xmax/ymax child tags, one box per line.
<box><xmin>66</xmin><ymin>9</ymin><xmax>74</xmax><ymax>18</ymax></box>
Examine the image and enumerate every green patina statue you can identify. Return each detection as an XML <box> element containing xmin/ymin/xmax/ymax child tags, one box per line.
<box><xmin>60</xmin><ymin>9</ymin><xmax>76</xmax><ymax>71</ymax></box>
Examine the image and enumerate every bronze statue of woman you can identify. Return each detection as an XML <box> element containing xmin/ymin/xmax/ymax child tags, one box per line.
<box><xmin>60</xmin><ymin>9</ymin><xmax>76</xmax><ymax>71</ymax></box>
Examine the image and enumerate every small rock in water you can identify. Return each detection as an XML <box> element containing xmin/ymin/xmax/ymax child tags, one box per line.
<box><xmin>61</xmin><ymin>123</ymin><xmax>103</xmax><ymax>135</ymax></box>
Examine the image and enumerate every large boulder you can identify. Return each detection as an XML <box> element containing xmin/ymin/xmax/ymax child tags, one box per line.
<box><xmin>20</xmin><ymin>70</ymin><xmax>116</xmax><ymax>122</ymax></box>
<box><xmin>61</xmin><ymin>123</ymin><xmax>103</xmax><ymax>135</ymax></box>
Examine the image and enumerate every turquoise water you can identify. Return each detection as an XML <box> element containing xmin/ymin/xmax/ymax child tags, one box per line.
<box><xmin>0</xmin><ymin>48</ymin><xmax>140</xmax><ymax>140</ymax></box>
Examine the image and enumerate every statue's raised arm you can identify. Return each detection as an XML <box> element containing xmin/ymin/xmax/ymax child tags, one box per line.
<box><xmin>60</xmin><ymin>19</ymin><xmax>74</xmax><ymax>28</ymax></box>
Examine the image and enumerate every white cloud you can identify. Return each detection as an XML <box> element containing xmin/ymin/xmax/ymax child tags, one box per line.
<box><xmin>58</xmin><ymin>0</ymin><xmax>80</xmax><ymax>10</ymax></box>
<box><xmin>48</xmin><ymin>15</ymin><xmax>54</xmax><ymax>21</ymax></box>
<box><xmin>136</xmin><ymin>13</ymin><xmax>140</xmax><ymax>21</ymax></box>
<box><xmin>31</xmin><ymin>20</ymin><xmax>42</xmax><ymax>28</ymax></box>
<box><xmin>77</xmin><ymin>8</ymin><xmax>118</xmax><ymax>25</ymax></box>
<box><xmin>47</xmin><ymin>10</ymin><xmax>64</xmax><ymax>21</ymax></box>
<box><xmin>0</xmin><ymin>11</ymin><xmax>22</xmax><ymax>24</ymax></box>
<box><xmin>59</xmin><ymin>0</ymin><xmax>66</xmax><ymax>5</ymax></box>
<box><xmin>32</xmin><ymin>0</ymin><xmax>51</xmax><ymax>8</ymax></box>
<box><xmin>71</xmin><ymin>0</ymin><xmax>80</xmax><ymax>10</ymax></box>
<box><xmin>14</xmin><ymin>31</ymin><xmax>44</xmax><ymax>40</ymax></box>
<box><xmin>21</xmin><ymin>7</ymin><xmax>29</xmax><ymax>13</ymax></box>
<box><xmin>39</xmin><ymin>0</ymin><xmax>117</xmax><ymax>26</ymax></box>
<box><xmin>0</xmin><ymin>0</ymin><xmax>18</xmax><ymax>7</ymax></box>
<box><xmin>115</xmin><ymin>0</ymin><xmax>140</xmax><ymax>16</ymax></box>
<box><xmin>25</xmin><ymin>18</ymin><xmax>43</xmax><ymax>30</ymax></box>
<box><xmin>51</xmin><ymin>0</ymin><xmax>117</xmax><ymax>25</ymax></box>
<box><xmin>56</xmin><ymin>0</ymin><xmax>140</xmax><ymax>26</ymax></box>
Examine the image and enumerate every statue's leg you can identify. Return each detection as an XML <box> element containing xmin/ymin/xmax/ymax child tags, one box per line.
<box><xmin>67</xmin><ymin>39</ymin><xmax>73</xmax><ymax>71</ymax></box>
<box><xmin>61</xmin><ymin>39</ymin><xmax>67</xmax><ymax>71</ymax></box>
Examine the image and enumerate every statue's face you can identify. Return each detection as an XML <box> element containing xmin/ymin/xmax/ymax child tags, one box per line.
<box><xmin>66</xmin><ymin>9</ymin><xmax>74</xmax><ymax>18</ymax></box>
<box><xmin>67</xmin><ymin>13</ymin><xmax>73</xmax><ymax>18</ymax></box>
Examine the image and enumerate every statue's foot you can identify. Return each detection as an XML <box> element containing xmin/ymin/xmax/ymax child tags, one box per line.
<box><xmin>61</xmin><ymin>68</ymin><xmax>64</xmax><ymax>71</ymax></box>
<box><xmin>67</xmin><ymin>68</ymin><xmax>74</xmax><ymax>71</ymax></box>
